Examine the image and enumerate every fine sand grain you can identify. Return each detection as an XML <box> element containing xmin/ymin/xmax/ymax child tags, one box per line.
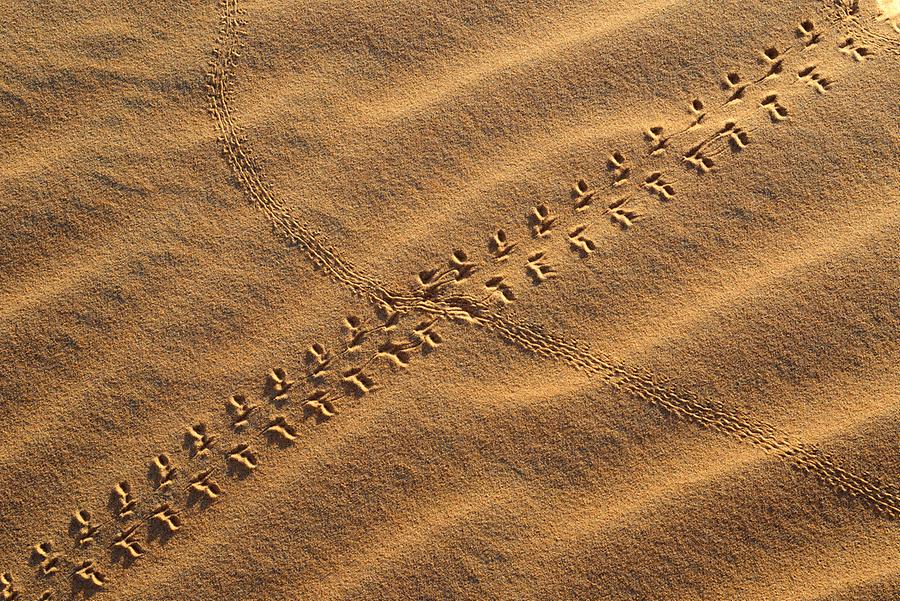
<box><xmin>0</xmin><ymin>0</ymin><xmax>898</xmax><ymax>600</ymax></box>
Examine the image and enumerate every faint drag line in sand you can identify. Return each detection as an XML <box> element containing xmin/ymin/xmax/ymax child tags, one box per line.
<box><xmin>509</xmin><ymin>487</ymin><xmax>900</xmax><ymax>601</ymax></box>
<box><xmin>109</xmin><ymin>393</ymin><xmax>497</xmax><ymax>600</ymax></box>
<box><xmin>740</xmin><ymin>539</ymin><xmax>900</xmax><ymax>601</ymax></box>
<box><xmin>275</xmin><ymin>0</ymin><xmax>684</xmax><ymax>129</ymax></box>
<box><xmin>794</xmin><ymin>576</ymin><xmax>900</xmax><ymax>601</ymax></box>
<box><xmin>297</xmin><ymin>447</ymin><xmax>770</xmax><ymax>600</ymax></box>
<box><xmin>478</xmin><ymin>314</ymin><xmax>900</xmax><ymax>517</ymax></box>
<box><xmin>345</xmin><ymin>405</ymin><xmax>898</xmax><ymax>600</ymax></box>
<box><xmin>114</xmin><ymin>402</ymin><xmax>737</xmax><ymax>600</ymax></box>
<box><xmin>207</xmin><ymin>0</ymin><xmax>899</xmax><ymax>518</ymax></box>
<box><xmin>6</xmin><ymin>306</ymin><xmax>438</xmax><ymax>597</ymax></box>
<box><xmin>0</xmin><ymin>261</ymin><xmax>347</xmax><ymax>470</ymax></box>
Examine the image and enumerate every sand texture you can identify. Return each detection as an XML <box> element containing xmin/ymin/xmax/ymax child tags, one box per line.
<box><xmin>1</xmin><ymin>0</ymin><xmax>899</xmax><ymax>599</ymax></box>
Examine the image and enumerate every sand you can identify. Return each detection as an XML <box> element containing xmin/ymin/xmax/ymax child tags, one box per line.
<box><xmin>0</xmin><ymin>0</ymin><xmax>898</xmax><ymax>599</ymax></box>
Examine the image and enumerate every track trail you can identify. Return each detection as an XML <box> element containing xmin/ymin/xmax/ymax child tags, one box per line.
<box><xmin>3</xmin><ymin>1</ymin><xmax>898</xmax><ymax>599</ymax></box>
<box><xmin>206</xmin><ymin>0</ymin><xmax>899</xmax><ymax>520</ymax></box>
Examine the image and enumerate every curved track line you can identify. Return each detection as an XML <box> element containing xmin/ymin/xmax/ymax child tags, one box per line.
<box><xmin>207</xmin><ymin>0</ymin><xmax>899</xmax><ymax>518</ymax></box>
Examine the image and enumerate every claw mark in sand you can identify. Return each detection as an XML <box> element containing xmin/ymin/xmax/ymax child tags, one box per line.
<box><xmin>226</xmin><ymin>444</ymin><xmax>259</xmax><ymax>474</ymax></box>
<box><xmin>567</xmin><ymin>225</ymin><xmax>596</xmax><ymax>256</ymax></box>
<box><xmin>267</xmin><ymin>367</ymin><xmax>295</xmax><ymax>405</ymax></box>
<box><xmin>837</xmin><ymin>36</ymin><xmax>872</xmax><ymax>60</ymax></box>
<box><xmin>573</xmin><ymin>179</ymin><xmax>598</xmax><ymax>211</ymax></box>
<box><xmin>605</xmin><ymin>197</ymin><xmax>643</xmax><ymax>229</ymax></box>
<box><xmin>261</xmin><ymin>415</ymin><xmax>299</xmax><ymax>444</ymax></box>
<box><xmin>760</xmin><ymin>94</ymin><xmax>790</xmax><ymax>122</ymax></box>
<box><xmin>797</xmin><ymin>19</ymin><xmax>823</xmax><ymax>48</ymax></box>
<box><xmin>112</xmin><ymin>481</ymin><xmax>137</xmax><ymax>519</ymax></box>
<box><xmin>186</xmin><ymin>422</ymin><xmax>217</xmax><ymax>457</ymax></box>
<box><xmin>529</xmin><ymin>204</ymin><xmax>558</xmax><ymax>238</ymax></box>
<box><xmin>187</xmin><ymin>468</ymin><xmax>224</xmax><ymax>503</ymax></box>
<box><xmin>526</xmin><ymin>251</ymin><xmax>558</xmax><ymax>283</ymax></box>
<box><xmin>641</xmin><ymin>172</ymin><xmax>677</xmax><ymax>201</ymax></box>
<box><xmin>302</xmin><ymin>390</ymin><xmax>338</xmax><ymax>420</ymax></box>
<box><xmin>607</xmin><ymin>151</ymin><xmax>632</xmax><ymax>186</ymax></box>
<box><xmin>0</xmin><ymin>573</ymin><xmax>19</xmax><ymax>601</ymax></box>
<box><xmin>796</xmin><ymin>65</ymin><xmax>834</xmax><ymax>92</ymax></box>
<box><xmin>489</xmin><ymin>228</ymin><xmax>517</xmax><ymax>261</ymax></box>
<box><xmin>150</xmin><ymin>503</ymin><xmax>183</xmax><ymax>533</ymax></box>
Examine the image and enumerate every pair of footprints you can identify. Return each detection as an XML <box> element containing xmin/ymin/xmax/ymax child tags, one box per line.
<box><xmin>229</xmin><ymin>385</ymin><xmax>336</xmax><ymax>436</ymax></box>
<box><xmin>307</xmin><ymin>315</ymin><xmax>386</xmax><ymax>378</ymax></box>
<box><xmin>483</xmin><ymin>175</ymin><xmax>645</xmax><ymax>285</ymax></box>
<box><xmin>49</xmin><ymin>490</ymin><xmax>141</xmax><ymax>571</ymax></box>
<box><xmin>490</xmin><ymin>230</ymin><xmax>560</xmax><ymax>285</ymax></box>
<box><xmin>573</xmin><ymin>168</ymin><xmax>643</xmax><ymax>222</ymax></box>
<box><xmin>417</xmin><ymin>250</ymin><xmax>479</xmax><ymax>297</ymax></box>
<box><xmin>649</xmin><ymin>93</ymin><xmax>777</xmax><ymax>170</ymax></box>
<box><xmin>783</xmin><ymin>27</ymin><xmax>867</xmax><ymax>92</ymax></box>
<box><xmin>671</xmin><ymin>83</ymin><xmax>796</xmax><ymax>173</ymax></box>
<box><xmin>309</xmin><ymin>318</ymin><xmax>422</xmax><ymax>394</ymax></box>
<box><xmin>186</xmin><ymin>420</ymin><xmax>261</xmax><ymax>469</ymax></box>
<box><xmin>485</xmin><ymin>189</ymin><xmax>642</xmax><ymax>287</ymax></box>
<box><xmin>493</xmin><ymin>206</ymin><xmax>562</xmax><ymax>278</ymax></box>
<box><xmin>524</xmin><ymin>191</ymin><xmax>641</xmax><ymax>270</ymax></box>
<box><xmin>269</xmin><ymin>350</ymin><xmax>391</xmax><ymax>414</ymax></box>
<box><xmin>258</xmin><ymin>336</ymin><xmax>399</xmax><ymax>428</ymax></box>
<box><xmin>489</xmin><ymin>224</ymin><xmax>559</xmax><ymax>287</ymax></box>
<box><xmin>312</xmin><ymin>319</ymin><xmax>439</xmax><ymax>376</ymax></box>
<box><xmin>227</xmin><ymin>364</ymin><xmax>326</xmax><ymax>428</ymax></box>
<box><xmin>568</xmin><ymin>193</ymin><xmax>640</xmax><ymax>252</ymax></box>
<box><xmin>792</xmin><ymin>25</ymin><xmax>870</xmax><ymax>91</ymax></box>
<box><xmin>496</xmin><ymin>206</ymin><xmax>559</xmax><ymax>283</ymax></box>
<box><xmin>0</xmin><ymin>573</ymin><xmax>50</xmax><ymax>601</ymax></box>
<box><xmin>229</xmin><ymin>394</ymin><xmax>303</xmax><ymax>433</ymax></box>
<box><xmin>724</xmin><ymin>21</ymin><xmax>859</xmax><ymax>100</ymax></box>
<box><xmin>681</xmin><ymin>121</ymin><xmax>754</xmax><ymax>173</ymax></box>
<box><xmin>30</xmin><ymin>539</ymin><xmax>119</xmax><ymax>593</ymax></box>
<box><xmin>69</xmin><ymin>497</ymin><xmax>181</xmax><ymax>549</ymax></box>
<box><xmin>308</xmin><ymin>343</ymin><xmax>379</xmax><ymax>394</ymax></box>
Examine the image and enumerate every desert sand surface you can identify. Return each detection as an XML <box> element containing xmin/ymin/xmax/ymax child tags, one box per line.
<box><xmin>0</xmin><ymin>0</ymin><xmax>898</xmax><ymax>599</ymax></box>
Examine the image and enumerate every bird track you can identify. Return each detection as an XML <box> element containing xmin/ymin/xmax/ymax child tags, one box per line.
<box><xmin>4</xmin><ymin>0</ymin><xmax>898</xmax><ymax>598</ymax></box>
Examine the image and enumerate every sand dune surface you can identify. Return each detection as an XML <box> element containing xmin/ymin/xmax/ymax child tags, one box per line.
<box><xmin>0</xmin><ymin>0</ymin><xmax>898</xmax><ymax>600</ymax></box>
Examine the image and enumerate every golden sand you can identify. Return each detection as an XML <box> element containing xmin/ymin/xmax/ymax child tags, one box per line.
<box><xmin>0</xmin><ymin>0</ymin><xmax>898</xmax><ymax>599</ymax></box>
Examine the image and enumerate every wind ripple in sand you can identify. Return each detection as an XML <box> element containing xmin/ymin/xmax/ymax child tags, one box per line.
<box><xmin>1</xmin><ymin>0</ymin><xmax>898</xmax><ymax>598</ymax></box>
